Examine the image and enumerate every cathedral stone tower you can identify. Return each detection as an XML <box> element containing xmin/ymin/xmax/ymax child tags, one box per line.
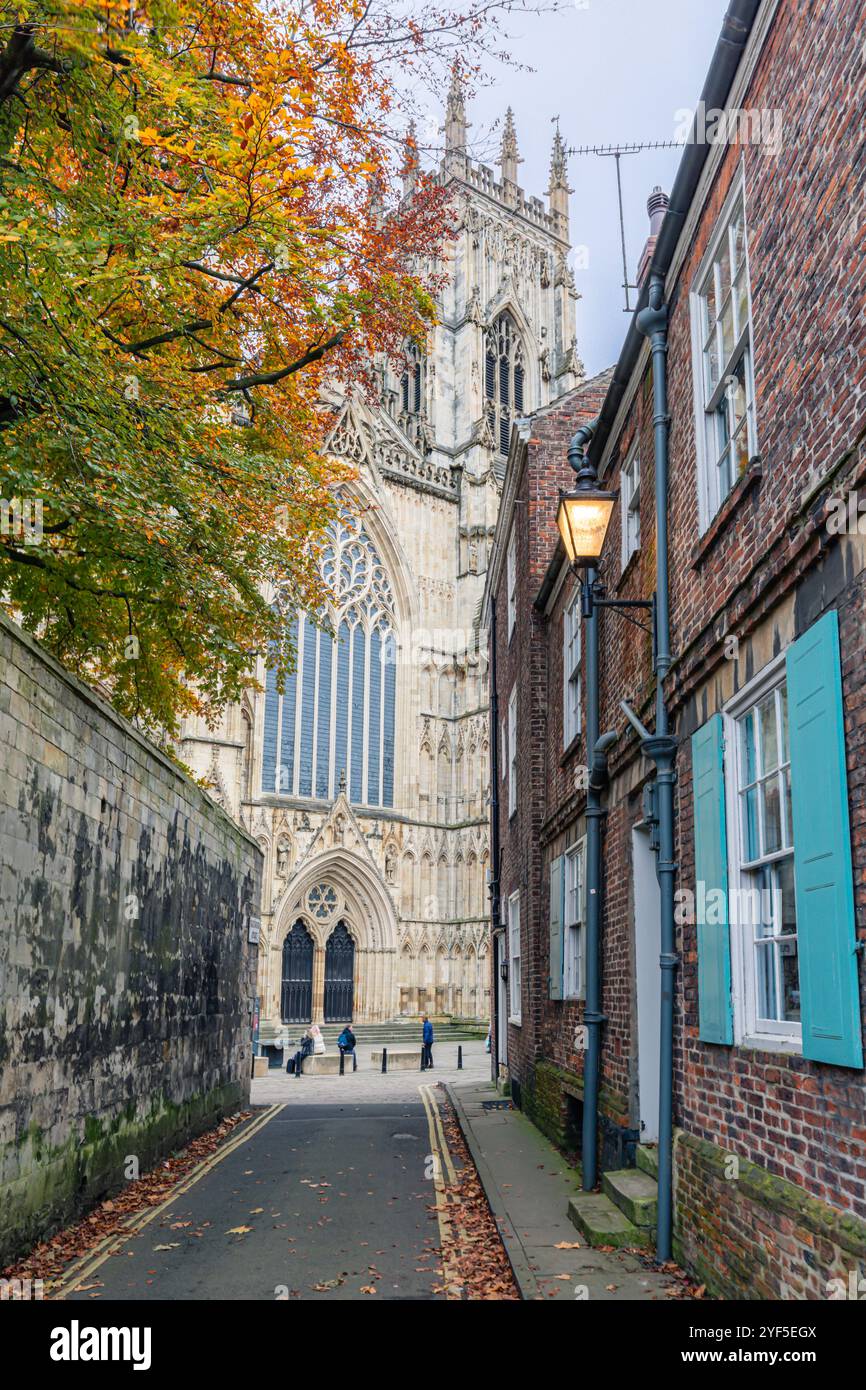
<box><xmin>178</xmin><ymin>77</ymin><xmax>581</xmax><ymax>1045</ymax></box>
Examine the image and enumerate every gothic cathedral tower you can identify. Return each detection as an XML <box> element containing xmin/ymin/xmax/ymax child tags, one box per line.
<box><xmin>178</xmin><ymin>75</ymin><xmax>581</xmax><ymax>1044</ymax></box>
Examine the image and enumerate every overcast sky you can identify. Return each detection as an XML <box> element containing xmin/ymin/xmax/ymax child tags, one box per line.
<box><xmin>435</xmin><ymin>0</ymin><xmax>728</xmax><ymax>375</ymax></box>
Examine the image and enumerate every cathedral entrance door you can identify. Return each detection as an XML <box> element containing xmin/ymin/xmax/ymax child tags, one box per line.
<box><xmin>281</xmin><ymin>920</ymin><xmax>314</xmax><ymax>1023</ymax></box>
<box><xmin>324</xmin><ymin>920</ymin><xmax>355</xmax><ymax>1022</ymax></box>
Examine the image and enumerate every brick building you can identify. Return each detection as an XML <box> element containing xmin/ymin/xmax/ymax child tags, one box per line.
<box><xmin>483</xmin><ymin>0</ymin><xmax>866</xmax><ymax>1298</ymax></box>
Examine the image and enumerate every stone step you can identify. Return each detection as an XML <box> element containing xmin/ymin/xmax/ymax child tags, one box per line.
<box><xmin>636</xmin><ymin>1144</ymin><xmax>659</xmax><ymax>1180</ymax></box>
<box><xmin>567</xmin><ymin>1192</ymin><xmax>652</xmax><ymax>1250</ymax></box>
<box><xmin>601</xmin><ymin>1168</ymin><xmax>658</xmax><ymax>1227</ymax></box>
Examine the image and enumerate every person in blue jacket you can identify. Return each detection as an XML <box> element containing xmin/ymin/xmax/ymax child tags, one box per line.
<box><xmin>421</xmin><ymin>1015</ymin><xmax>434</xmax><ymax>1070</ymax></box>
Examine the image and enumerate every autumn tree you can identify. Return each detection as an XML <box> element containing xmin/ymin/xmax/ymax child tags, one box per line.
<box><xmin>0</xmin><ymin>0</ymin><xmax>540</xmax><ymax>735</ymax></box>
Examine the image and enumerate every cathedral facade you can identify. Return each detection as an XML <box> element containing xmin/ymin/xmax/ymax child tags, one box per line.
<box><xmin>178</xmin><ymin>77</ymin><xmax>580</xmax><ymax>1040</ymax></box>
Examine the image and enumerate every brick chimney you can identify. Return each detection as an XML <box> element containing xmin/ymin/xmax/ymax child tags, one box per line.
<box><xmin>637</xmin><ymin>186</ymin><xmax>669</xmax><ymax>289</ymax></box>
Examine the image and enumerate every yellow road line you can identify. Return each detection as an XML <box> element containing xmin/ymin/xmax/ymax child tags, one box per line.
<box><xmin>52</xmin><ymin>1104</ymin><xmax>284</xmax><ymax>1298</ymax></box>
<box><xmin>421</xmin><ymin>1083</ymin><xmax>458</xmax><ymax>1187</ymax></box>
<box><xmin>419</xmin><ymin>1084</ymin><xmax>462</xmax><ymax>1300</ymax></box>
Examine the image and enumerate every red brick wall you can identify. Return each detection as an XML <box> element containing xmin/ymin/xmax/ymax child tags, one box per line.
<box><xmin>491</xmin><ymin>0</ymin><xmax>866</xmax><ymax>1296</ymax></box>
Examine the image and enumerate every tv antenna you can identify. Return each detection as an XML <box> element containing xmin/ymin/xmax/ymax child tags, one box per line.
<box><xmin>566</xmin><ymin>139</ymin><xmax>680</xmax><ymax>313</ymax></box>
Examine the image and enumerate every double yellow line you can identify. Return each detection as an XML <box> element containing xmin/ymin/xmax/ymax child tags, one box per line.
<box><xmin>419</xmin><ymin>1083</ymin><xmax>462</xmax><ymax>1299</ymax></box>
<box><xmin>51</xmin><ymin>1104</ymin><xmax>284</xmax><ymax>1299</ymax></box>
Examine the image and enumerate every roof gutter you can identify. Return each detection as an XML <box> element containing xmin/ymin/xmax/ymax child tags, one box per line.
<box><xmin>587</xmin><ymin>0</ymin><xmax>763</xmax><ymax>472</ymax></box>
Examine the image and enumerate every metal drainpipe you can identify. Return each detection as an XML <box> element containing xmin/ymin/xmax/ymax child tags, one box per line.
<box><xmin>488</xmin><ymin>596</ymin><xmax>501</xmax><ymax>1084</ymax></box>
<box><xmin>636</xmin><ymin>271</ymin><xmax>679</xmax><ymax>1264</ymax></box>
<box><xmin>582</xmin><ymin>725</ymin><xmax>617</xmax><ymax>1190</ymax></box>
<box><xmin>568</xmin><ymin>419</ymin><xmax>616</xmax><ymax>1193</ymax></box>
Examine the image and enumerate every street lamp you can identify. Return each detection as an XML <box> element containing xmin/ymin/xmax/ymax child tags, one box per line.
<box><xmin>557</xmin><ymin>427</ymin><xmax>616</xmax><ymax>569</ymax></box>
<box><xmin>559</xmin><ymin>429</ymin><xmax>654</xmax><ymax>630</ymax></box>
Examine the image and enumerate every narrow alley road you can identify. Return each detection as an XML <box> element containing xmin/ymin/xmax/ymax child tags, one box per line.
<box><xmin>58</xmin><ymin>1100</ymin><xmax>447</xmax><ymax>1301</ymax></box>
<box><xmin>48</xmin><ymin>1046</ymin><xmax>510</xmax><ymax>1302</ymax></box>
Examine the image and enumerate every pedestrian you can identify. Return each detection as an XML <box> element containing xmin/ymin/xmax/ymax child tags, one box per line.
<box><xmin>337</xmin><ymin>1023</ymin><xmax>356</xmax><ymax>1058</ymax></box>
<box><xmin>422</xmin><ymin>1014</ymin><xmax>434</xmax><ymax>1070</ymax></box>
<box><xmin>309</xmin><ymin>1022</ymin><xmax>326</xmax><ymax>1055</ymax></box>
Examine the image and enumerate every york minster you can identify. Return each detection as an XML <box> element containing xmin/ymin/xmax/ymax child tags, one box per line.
<box><xmin>177</xmin><ymin>74</ymin><xmax>581</xmax><ymax>1038</ymax></box>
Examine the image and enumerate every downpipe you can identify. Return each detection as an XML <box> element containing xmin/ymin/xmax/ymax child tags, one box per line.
<box><xmin>582</xmin><ymin>726</ymin><xmax>617</xmax><ymax>1190</ymax></box>
<box><xmin>636</xmin><ymin>272</ymin><xmax>679</xmax><ymax>1265</ymax></box>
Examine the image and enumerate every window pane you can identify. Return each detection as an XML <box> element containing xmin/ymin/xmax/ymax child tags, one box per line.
<box><xmin>739</xmin><ymin>709</ymin><xmax>757</xmax><ymax>785</ymax></box>
<box><xmin>741</xmin><ymin>786</ymin><xmax>759</xmax><ymax>860</ymax></box>
<box><xmin>782</xmin><ymin>765</ymin><xmax>793</xmax><ymax>849</ymax></box>
<box><xmin>758</xmin><ymin>695</ymin><xmax>778</xmax><ymax>774</ymax></box>
<box><xmin>718</xmin><ymin>238</ymin><xmax>732</xmax><ymax>300</ymax></box>
<box><xmin>734</xmin><ymin>269</ymin><xmax>749</xmax><ymax>340</ymax></box>
<box><xmin>731</xmin><ymin>217</ymin><xmax>745</xmax><ymax>276</ymax></box>
<box><xmin>755</xmin><ymin>940</ymin><xmax>778</xmax><ymax>1019</ymax></box>
<box><xmin>779</xmin><ymin>687</ymin><xmax>789</xmax><ymax>762</ymax></box>
<box><xmin>704</xmin><ymin>336</ymin><xmax>720</xmax><ymax>395</ymax></box>
<box><xmin>704</xmin><ymin>275</ymin><xmax>717</xmax><ymax>328</ymax></box>
<box><xmin>777</xmin><ymin>856</ymin><xmax>797</xmax><ymax>933</ymax></box>
<box><xmin>732</xmin><ymin>417</ymin><xmax>750</xmax><ymax>477</ymax></box>
<box><xmin>720</xmin><ymin>293</ymin><xmax>734</xmax><ymax>362</ymax></box>
<box><xmin>762</xmin><ymin>776</ymin><xmax>782</xmax><ymax>854</ymax></box>
<box><xmin>781</xmin><ymin>940</ymin><xmax>800</xmax><ymax>1021</ymax></box>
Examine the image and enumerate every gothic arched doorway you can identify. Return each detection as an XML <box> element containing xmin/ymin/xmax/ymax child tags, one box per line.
<box><xmin>281</xmin><ymin>920</ymin><xmax>314</xmax><ymax>1023</ymax></box>
<box><xmin>324</xmin><ymin>921</ymin><xmax>355</xmax><ymax>1022</ymax></box>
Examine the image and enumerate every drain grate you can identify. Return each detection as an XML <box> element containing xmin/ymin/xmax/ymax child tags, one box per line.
<box><xmin>481</xmin><ymin>1100</ymin><xmax>513</xmax><ymax>1111</ymax></box>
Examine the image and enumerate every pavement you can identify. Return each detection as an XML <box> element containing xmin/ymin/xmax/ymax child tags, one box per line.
<box><xmin>447</xmin><ymin>1077</ymin><xmax>679</xmax><ymax>1302</ymax></box>
<box><xmin>250</xmin><ymin>1037</ymin><xmax>490</xmax><ymax>1105</ymax></box>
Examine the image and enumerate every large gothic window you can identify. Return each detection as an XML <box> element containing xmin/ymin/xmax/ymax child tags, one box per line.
<box><xmin>485</xmin><ymin>313</ymin><xmax>525</xmax><ymax>457</ymax></box>
<box><xmin>261</xmin><ymin>510</ymin><xmax>397</xmax><ymax>807</ymax></box>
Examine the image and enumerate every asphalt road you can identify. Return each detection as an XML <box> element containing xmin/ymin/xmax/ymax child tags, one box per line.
<box><xmin>63</xmin><ymin>1101</ymin><xmax>450</xmax><ymax>1302</ymax></box>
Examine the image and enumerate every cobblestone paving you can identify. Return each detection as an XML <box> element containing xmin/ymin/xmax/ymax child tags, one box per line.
<box><xmin>251</xmin><ymin>1039</ymin><xmax>491</xmax><ymax>1105</ymax></box>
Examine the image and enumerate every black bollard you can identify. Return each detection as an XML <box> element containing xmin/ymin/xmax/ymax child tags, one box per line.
<box><xmin>295</xmin><ymin>1050</ymin><xmax>302</xmax><ymax>1079</ymax></box>
<box><xmin>381</xmin><ymin>1047</ymin><xmax>387</xmax><ymax>1074</ymax></box>
<box><xmin>339</xmin><ymin>1050</ymin><xmax>345</xmax><ymax>1076</ymax></box>
<box><xmin>457</xmin><ymin>1044</ymin><xmax>463</xmax><ymax>1071</ymax></box>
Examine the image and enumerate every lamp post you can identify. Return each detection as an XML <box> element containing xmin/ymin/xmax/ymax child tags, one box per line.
<box><xmin>557</xmin><ymin>425</ymin><xmax>653</xmax><ymax>1193</ymax></box>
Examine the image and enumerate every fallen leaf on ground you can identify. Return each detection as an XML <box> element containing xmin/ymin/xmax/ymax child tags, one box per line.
<box><xmin>225</xmin><ymin>1226</ymin><xmax>252</xmax><ymax>1236</ymax></box>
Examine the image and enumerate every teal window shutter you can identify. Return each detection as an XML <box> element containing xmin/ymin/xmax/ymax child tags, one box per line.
<box><xmin>691</xmin><ymin>714</ymin><xmax>733</xmax><ymax>1043</ymax></box>
<box><xmin>786</xmin><ymin>610</ymin><xmax>863</xmax><ymax>1068</ymax></box>
<box><xmin>549</xmin><ymin>855</ymin><xmax>564</xmax><ymax>999</ymax></box>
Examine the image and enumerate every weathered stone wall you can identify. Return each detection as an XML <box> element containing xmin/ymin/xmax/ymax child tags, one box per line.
<box><xmin>0</xmin><ymin>614</ymin><xmax>261</xmax><ymax>1264</ymax></box>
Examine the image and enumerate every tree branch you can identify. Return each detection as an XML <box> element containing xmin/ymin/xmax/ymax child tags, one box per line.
<box><xmin>224</xmin><ymin>329</ymin><xmax>348</xmax><ymax>391</ymax></box>
<box><xmin>0</xmin><ymin>24</ymin><xmax>71</xmax><ymax>106</ymax></box>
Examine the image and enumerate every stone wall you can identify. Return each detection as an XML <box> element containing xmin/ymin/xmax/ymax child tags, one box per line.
<box><xmin>0</xmin><ymin>614</ymin><xmax>261</xmax><ymax>1264</ymax></box>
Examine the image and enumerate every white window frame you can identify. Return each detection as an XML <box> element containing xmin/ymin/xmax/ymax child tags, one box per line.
<box><xmin>501</xmin><ymin>716</ymin><xmax>508</xmax><ymax>781</ymax></box>
<box><xmin>507</xmin><ymin>523</ymin><xmax>517</xmax><ymax>638</ymax></box>
<box><xmin>508</xmin><ymin>889</ymin><xmax>521</xmax><ymax>1024</ymax></box>
<box><xmin>689</xmin><ymin>169</ymin><xmax>758</xmax><ymax>534</ymax></box>
<box><xmin>723</xmin><ymin>653</ymin><xmax>801</xmax><ymax>1053</ymax></box>
<box><xmin>563</xmin><ymin>590</ymin><xmax>582</xmax><ymax>748</ymax></box>
<box><xmin>563</xmin><ymin>837</ymin><xmax>586</xmax><ymax>1000</ymax></box>
<box><xmin>508</xmin><ymin>686</ymin><xmax>517</xmax><ymax>817</ymax></box>
<box><xmin>620</xmin><ymin>443</ymin><xmax>641</xmax><ymax>567</ymax></box>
